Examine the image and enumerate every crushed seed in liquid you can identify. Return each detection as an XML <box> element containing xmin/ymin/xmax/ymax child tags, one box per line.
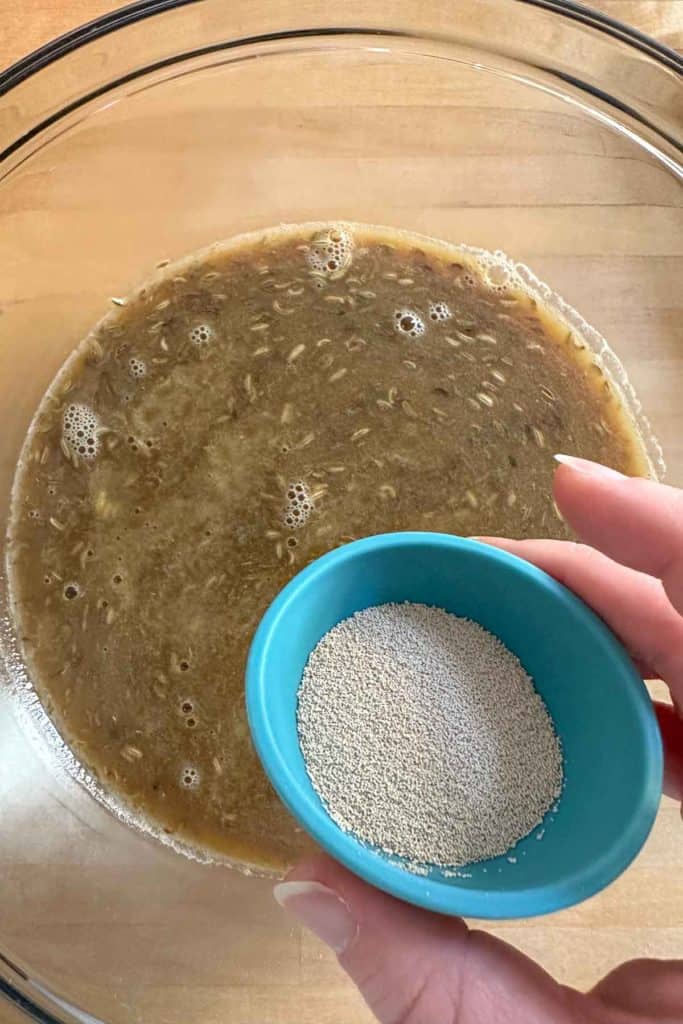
<box><xmin>7</xmin><ymin>222</ymin><xmax>646</xmax><ymax>869</ymax></box>
<box><xmin>297</xmin><ymin>603</ymin><xmax>563</xmax><ymax>868</ymax></box>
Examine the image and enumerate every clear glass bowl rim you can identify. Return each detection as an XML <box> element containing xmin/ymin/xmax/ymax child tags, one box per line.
<box><xmin>1</xmin><ymin>0</ymin><xmax>682</xmax><ymax>97</ymax></box>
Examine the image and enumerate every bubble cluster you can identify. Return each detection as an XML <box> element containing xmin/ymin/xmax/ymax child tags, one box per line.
<box><xmin>393</xmin><ymin>309</ymin><xmax>425</xmax><ymax>339</ymax></box>
<box><xmin>128</xmin><ymin>356</ymin><xmax>147</xmax><ymax>379</ymax></box>
<box><xmin>62</xmin><ymin>403</ymin><xmax>100</xmax><ymax>460</ymax></box>
<box><xmin>428</xmin><ymin>301</ymin><xmax>452</xmax><ymax>322</ymax></box>
<box><xmin>190</xmin><ymin>324</ymin><xmax>213</xmax><ymax>347</ymax></box>
<box><xmin>465</xmin><ymin>250</ymin><xmax>521</xmax><ymax>294</ymax></box>
<box><xmin>282</xmin><ymin>482</ymin><xmax>314</xmax><ymax>530</ymax></box>
<box><xmin>306</xmin><ymin>225</ymin><xmax>354</xmax><ymax>279</ymax></box>
<box><xmin>180</xmin><ymin>765</ymin><xmax>200</xmax><ymax>789</ymax></box>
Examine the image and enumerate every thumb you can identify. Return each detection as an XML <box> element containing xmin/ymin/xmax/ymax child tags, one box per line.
<box><xmin>274</xmin><ymin>854</ymin><xmax>587</xmax><ymax>1024</ymax></box>
<box><xmin>276</xmin><ymin>854</ymin><xmax>465</xmax><ymax>1023</ymax></box>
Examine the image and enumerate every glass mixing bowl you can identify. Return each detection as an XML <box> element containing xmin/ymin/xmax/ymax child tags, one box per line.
<box><xmin>0</xmin><ymin>1</ymin><xmax>681</xmax><ymax>1021</ymax></box>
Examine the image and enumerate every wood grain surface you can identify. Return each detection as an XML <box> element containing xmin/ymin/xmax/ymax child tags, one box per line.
<box><xmin>0</xmin><ymin>0</ymin><xmax>681</xmax><ymax>67</ymax></box>
<box><xmin>0</xmin><ymin>3</ymin><xmax>681</xmax><ymax>1024</ymax></box>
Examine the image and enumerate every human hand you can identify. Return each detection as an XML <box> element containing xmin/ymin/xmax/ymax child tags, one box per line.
<box><xmin>274</xmin><ymin>456</ymin><xmax>683</xmax><ymax>1023</ymax></box>
<box><xmin>483</xmin><ymin>455</ymin><xmax>683</xmax><ymax>810</ymax></box>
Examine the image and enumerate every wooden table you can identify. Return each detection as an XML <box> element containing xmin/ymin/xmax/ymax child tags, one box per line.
<box><xmin>0</xmin><ymin>3</ymin><xmax>681</xmax><ymax>1023</ymax></box>
<box><xmin>2</xmin><ymin>0</ymin><xmax>681</xmax><ymax>65</ymax></box>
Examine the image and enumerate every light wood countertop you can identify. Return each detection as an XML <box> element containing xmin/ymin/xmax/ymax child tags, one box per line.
<box><xmin>0</xmin><ymin>3</ymin><xmax>681</xmax><ymax>1023</ymax></box>
<box><xmin>1</xmin><ymin>0</ymin><xmax>682</xmax><ymax>68</ymax></box>
<box><xmin>1</xmin><ymin>1</ymin><xmax>116</xmax><ymax>67</ymax></box>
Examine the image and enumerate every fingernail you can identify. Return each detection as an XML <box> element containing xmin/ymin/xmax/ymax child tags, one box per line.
<box><xmin>273</xmin><ymin>880</ymin><xmax>358</xmax><ymax>954</ymax></box>
<box><xmin>554</xmin><ymin>454</ymin><xmax>625</xmax><ymax>479</ymax></box>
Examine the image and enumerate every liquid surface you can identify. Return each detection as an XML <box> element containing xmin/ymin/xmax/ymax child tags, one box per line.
<box><xmin>7</xmin><ymin>223</ymin><xmax>647</xmax><ymax>869</ymax></box>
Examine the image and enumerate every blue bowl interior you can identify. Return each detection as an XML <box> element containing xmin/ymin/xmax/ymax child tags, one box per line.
<box><xmin>247</xmin><ymin>534</ymin><xmax>662</xmax><ymax>918</ymax></box>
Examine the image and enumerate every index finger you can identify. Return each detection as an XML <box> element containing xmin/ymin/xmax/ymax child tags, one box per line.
<box><xmin>553</xmin><ymin>457</ymin><xmax>683</xmax><ymax>617</ymax></box>
<box><xmin>477</xmin><ymin>536</ymin><xmax>683</xmax><ymax>706</ymax></box>
<box><xmin>478</xmin><ymin>535</ymin><xmax>683</xmax><ymax>800</ymax></box>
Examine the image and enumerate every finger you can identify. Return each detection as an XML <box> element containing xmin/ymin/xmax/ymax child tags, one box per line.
<box><xmin>276</xmin><ymin>854</ymin><xmax>584</xmax><ymax>1024</ymax></box>
<box><xmin>478</xmin><ymin>536</ymin><xmax>683</xmax><ymax>704</ymax></box>
<box><xmin>553</xmin><ymin>457</ymin><xmax>683</xmax><ymax>617</ymax></box>
<box><xmin>592</xmin><ymin>957</ymin><xmax>683</xmax><ymax>1018</ymax></box>
<box><xmin>479</xmin><ymin>537</ymin><xmax>683</xmax><ymax>799</ymax></box>
<box><xmin>279</xmin><ymin>854</ymin><xmax>466</xmax><ymax>1024</ymax></box>
<box><xmin>654</xmin><ymin>702</ymin><xmax>683</xmax><ymax>802</ymax></box>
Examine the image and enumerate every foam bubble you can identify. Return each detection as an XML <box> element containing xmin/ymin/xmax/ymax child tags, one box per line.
<box><xmin>306</xmin><ymin>225</ymin><xmax>354</xmax><ymax>280</ymax></box>
<box><xmin>483</xmin><ymin>263</ymin><xmax>510</xmax><ymax>290</ymax></box>
<box><xmin>180</xmin><ymin>765</ymin><xmax>201</xmax><ymax>789</ymax></box>
<box><xmin>394</xmin><ymin>309</ymin><xmax>425</xmax><ymax>339</ymax></box>
<box><xmin>62</xmin><ymin>403</ymin><xmax>100</xmax><ymax>461</ymax></box>
<box><xmin>428</xmin><ymin>301</ymin><xmax>452</xmax><ymax>322</ymax></box>
<box><xmin>179</xmin><ymin>699</ymin><xmax>197</xmax><ymax>728</ymax></box>
<box><xmin>190</xmin><ymin>323</ymin><xmax>213</xmax><ymax>347</ymax></box>
<box><xmin>63</xmin><ymin>582</ymin><xmax>81</xmax><ymax>601</ymax></box>
<box><xmin>466</xmin><ymin>250</ymin><xmax>519</xmax><ymax>294</ymax></box>
<box><xmin>128</xmin><ymin>356</ymin><xmax>147</xmax><ymax>379</ymax></box>
<box><xmin>282</xmin><ymin>481</ymin><xmax>315</xmax><ymax>530</ymax></box>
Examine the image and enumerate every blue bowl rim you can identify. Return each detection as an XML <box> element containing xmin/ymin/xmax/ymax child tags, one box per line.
<box><xmin>246</xmin><ymin>531</ymin><xmax>663</xmax><ymax>919</ymax></box>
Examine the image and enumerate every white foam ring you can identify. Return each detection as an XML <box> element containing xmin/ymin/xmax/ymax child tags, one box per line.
<box><xmin>62</xmin><ymin>403</ymin><xmax>100</xmax><ymax>460</ymax></box>
<box><xmin>306</xmin><ymin>225</ymin><xmax>354</xmax><ymax>280</ymax></box>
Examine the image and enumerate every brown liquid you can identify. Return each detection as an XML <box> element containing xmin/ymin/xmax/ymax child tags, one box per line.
<box><xmin>6</xmin><ymin>223</ymin><xmax>648</xmax><ymax>869</ymax></box>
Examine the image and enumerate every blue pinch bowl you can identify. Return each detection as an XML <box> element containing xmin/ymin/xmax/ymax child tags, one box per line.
<box><xmin>246</xmin><ymin>532</ymin><xmax>663</xmax><ymax>919</ymax></box>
